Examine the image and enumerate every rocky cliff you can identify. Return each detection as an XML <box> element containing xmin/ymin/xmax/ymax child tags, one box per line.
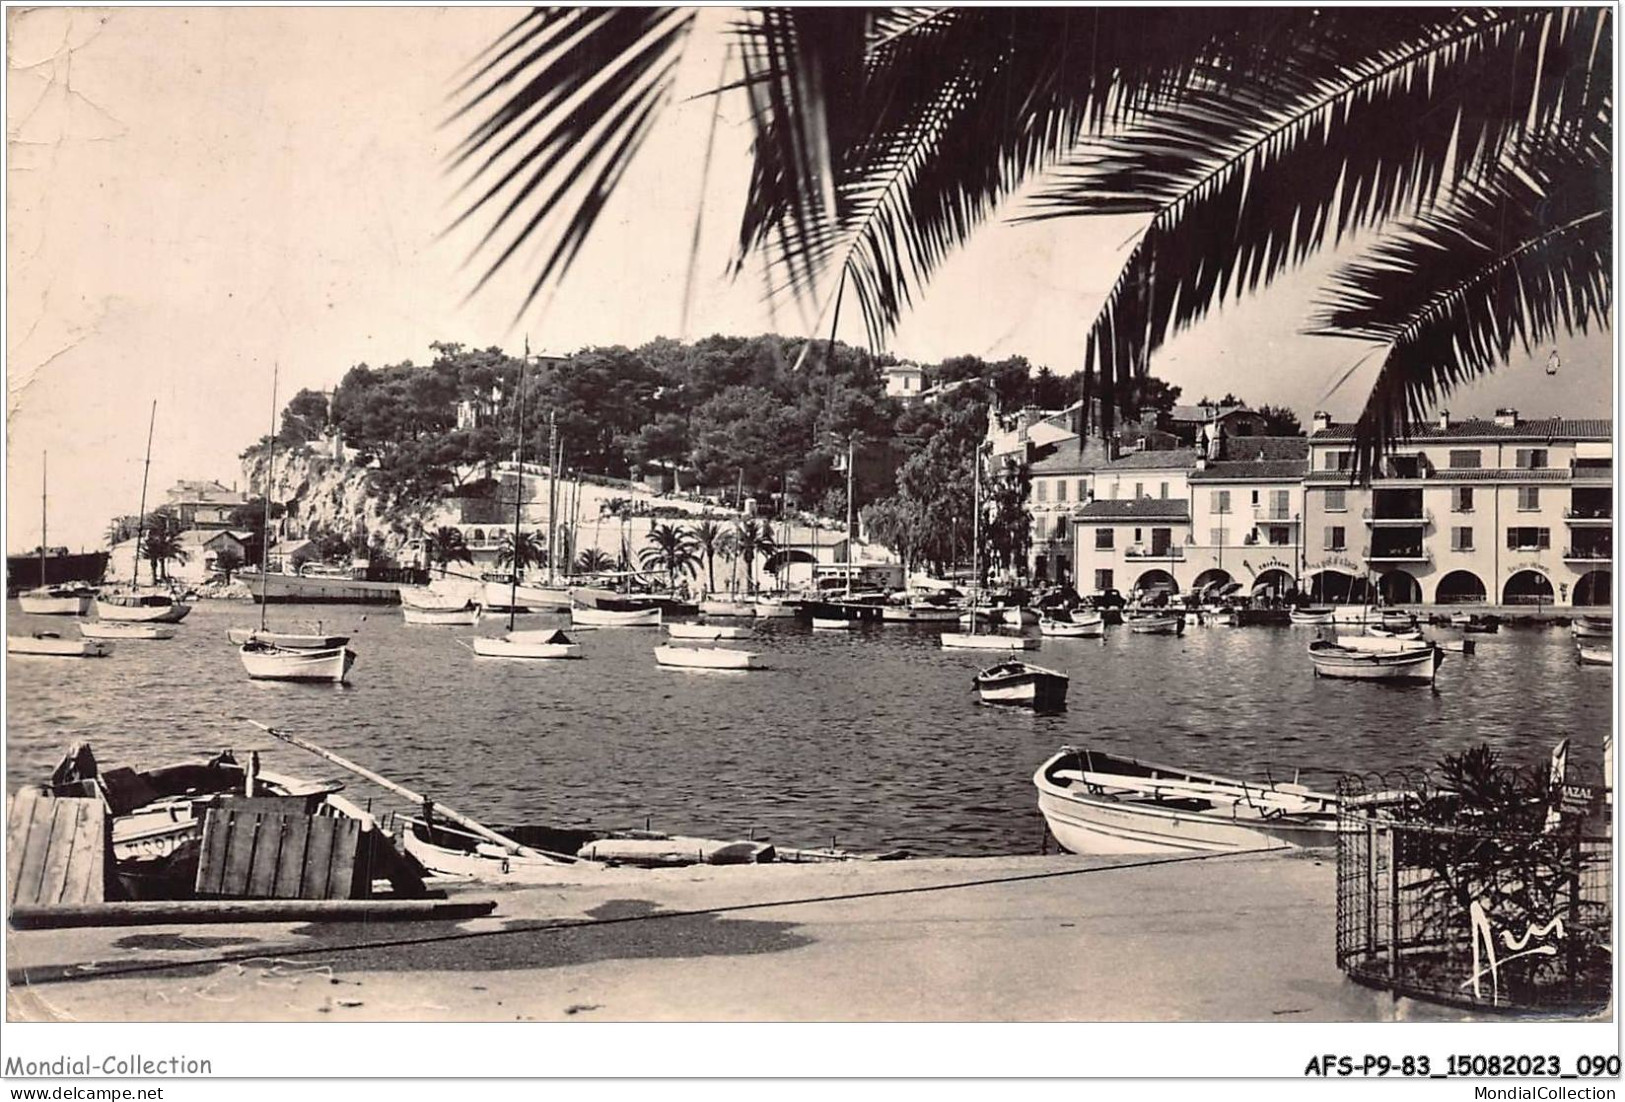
<box><xmin>240</xmin><ymin>444</ymin><xmax>445</xmax><ymax>556</ymax></box>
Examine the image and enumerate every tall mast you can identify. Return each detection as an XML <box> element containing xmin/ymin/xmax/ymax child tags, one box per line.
<box><xmin>844</xmin><ymin>435</ymin><xmax>855</xmax><ymax>599</ymax></box>
<box><xmin>39</xmin><ymin>452</ymin><xmax>47</xmax><ymax>590</ymax></box>
<box><xmin>546</xmin><ymin>410</ymin><xmax>558</xmax><ymax>585</ymax></box>
<box><xmin>509</xmin><ymin>352</ymin><xmax>526</xmax><ymax>632</ymax></box>
<box><xmin>971</xmin><ymin>445</ymin><xmax>981</xmax><ymax>635</ymax></box>
<box><xmin>258</xmin><ymin>364</ymin><xmax>280</xmax><ymax>630</ymax></box>
<box><xmin>131</xmin><ymin>401</ymin><xmax>157</xmax><ymax>588</ymax></box>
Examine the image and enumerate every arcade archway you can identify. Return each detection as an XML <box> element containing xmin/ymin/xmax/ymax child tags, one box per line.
<box><xmin>1376</xmin><ymin>569</ymin><xmax>1421</xmax><ymax>605</ymax></box>
<box><xmin>1574</xmin><ymin>569</ymin><xmax>1611</xmax><ymax>607</ymax></box>
<box><xmin>1503</xmin><ymin>570</ymin><xmax>1555</xmax><ymax>605</ymax></box>
<box><xmin>1433</xmin><ymin>569</ymin><xmax>1487</xmax><ymax>604</ymax></box>
<box><xmin>1309</xmin><ymin>570</ymin><xmax>1372</xmax><ymax>605</ymax></box>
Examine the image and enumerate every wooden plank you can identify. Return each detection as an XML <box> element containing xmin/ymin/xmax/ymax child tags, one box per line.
<box><xmin>222</xmin><ymin>813</ymin><xmax>263</xmax><ymax>896</ymax></box>
<box><xmin>6</xmin><ymin>788</ymin><xmax>43</xmax><ymax>905</ymax></box>
<box><xmin>323</xmin><ymin>817</ymin><xmax>362</xmax><ymax>900</ymax></box>
<box><xmin>194</xmin><ymin>808</ymin><xmax>233</xmax><ymax>896</ymax></box>
<box><xmin>35</xmin><ymin>801</ymin><xmax>80</xmax><ymax>905</ymax></box>
<box><xmin>245</xmin><ymin>814</ymin><xmax>288</xmax><ymax>897</ymax></box>
<box><xmin>13</xmin><ymin>794</ymin><xmax>59</xmax><ymax>907</ymax></box>
<box><xmin>300</xmin><ymin>813</ymin><xmax>335</xmax><ymax>898</ymax></box>
<box><xmin>271</xmin><ymin>813</ymin><xmax>312</xmax><ymax>900</ymax></box>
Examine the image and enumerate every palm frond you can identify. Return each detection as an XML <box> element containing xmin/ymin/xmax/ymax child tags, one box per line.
<box><xmin>1027</xmin><ymin>7</ymin><xmax>1610</xmax><ymax>432</ymax></box>
<box><xmin>739</xmin><ymin>8</ymin><xmax>1329</xmax><ymax>350</ymax></box>
<box><xmin>449</xmin><ymin>8</ymin><xmax>697</xmax><ymax>316</ymax></box>
<box><xmin>1311</xmin><ymin>135</ymin><xmax>1612</xmax><ymax>476</ymax></box>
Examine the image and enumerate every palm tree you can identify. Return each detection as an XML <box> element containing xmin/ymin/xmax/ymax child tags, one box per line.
<box><xmin>638</xmin><ymin>523</ymin><xmax>700</xmax><ymax>590</ymax></box>
<box><xmin>453</xmin><ymin>9</ymin><xmax>1612</xmax><ymax>472</ymax></box>
<box><xmin>423</xmin><ymin>526</ymin><xmax>473</xmax><ymax>577</ymax></box>
<box><xmin>141</xmin><ymin>517</ymin><xmax>187</xmax><ymax>584</ymax></box>
<box><xmin>687</xmin><ymin>517</ymin><xmax>733</xmax><ymax>594</ymax></box>
<box><xmin>497</xmin><ymin>530</ymin><xmax>546</xmax><ymax>573</ymax></box>
<box><xmin>731</xmin><ymin>518</ymin><xmax>776</xmax><ymax>595</ymax></box>
<box><xmin>575</xmin><ymin>547</ymin><xmax>615</xmax><ymax>575</ymax></box>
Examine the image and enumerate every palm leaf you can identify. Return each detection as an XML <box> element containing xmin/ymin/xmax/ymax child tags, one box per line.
<box><xmin>1025</xmin><ymin>7</ymin><xmax>1610</xmax><ymax>433</ymax></box>
<box><xmin>1311</xmin><ymin>134</ymin><xmax>1612</xmax><ymax>476</ymax></box>
<box><xmin>449</xmin><ymin>8</ymin><xmax>697</xmax><ymax>316</ymax></box>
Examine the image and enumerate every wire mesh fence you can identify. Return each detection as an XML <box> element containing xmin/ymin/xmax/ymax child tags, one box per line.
<box><xmin>1336</xmin><ymin>757</ymin><xmax>1611</xmax><ymax>1015</ymax></box>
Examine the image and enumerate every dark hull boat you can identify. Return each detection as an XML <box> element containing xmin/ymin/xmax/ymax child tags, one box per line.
<box><xmin>973</xmin><ymin>660</ymin><xmax>1069</xmax><ymax>709</ymax></box>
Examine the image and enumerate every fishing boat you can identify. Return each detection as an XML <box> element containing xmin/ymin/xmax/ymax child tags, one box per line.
<box><xmin>79</xmin><ymin>621</ymin><xmax>176</xmax><ymax>641</ymax></box>
<box><xmin>654</xmin><ymin>644</ymin><xmax>766</xmax><ymax>670</ymax></box>
<box><xmin>699</xmin><ymin>597</ymin><xmax>756</xmax><ymax>617</ymax></box>
<box><xmin>1308</xmin><ymin>639</ymin><xmax>1442</xmax><ymax>682</ymax></box>
<box><xmin>9</xmin><ymin>631</ymin><xmax>112</xmax><ymax>658</ymax></box>
<box><xmin>667</xmin><ymin>622</ymin><xmax>753</xmax><ymax>641</ymax></box>
<box><xmin>880</xmin><ymin>601</ymin><xmax>962</xmax><ymax>623</ymax></box>
<box><xmin>973</xmin><ymin>661</ymin><xmax>1069</xmax><ymax>709</ymax></box>
<box><xmin>1288</xmin><ymin>607</ymin><xmax>1334</xmax><ymax>625</ymax></box>
<box><xmin>1039</xmin><ymin>613</ymin><xmax>1104</xmax><ymax>638</ymax></box>
<box><xmin>1578</xmin><ymin>643</ymin><xmax>1613</xmax><ymax>666</ymax></box>
<box><xmin>19</xmin><ymin>585</ymin><xmax>95</xmax><ymax>616</ymax></box>
<box><xmin>1125</xmin><ymin>612</ymin><xmax>1183</xmax><ymax>635</ymax></box>
<box><xmin>402</xmin><ymin>602</ymin><xmax>481</xmax><ymax>626</ymax></box>
<box><xmin>940</xmin><ymin>631</ymin><xmax>1037</xmax><ymax>650</ymax></box>
<box><xmin>32</xmin><ymin>741</ymin><xmax>427</xmax><ymax>903</ymax></box>
<box><xmin>470</xmin><ymin>628</ymin><xmax>581</xmax><ymax>660</ymax></box>
<box><xmin>1367</xmin><ymin>623</ymin><xmax>1423</xmax><ymax>640</ymax></box>
<box><xmin>1461</xmin><ymin>614</ymin><xmax>1502</xmax><ymax>634</ymax></box>
<box><xmin>480</xmin><ymin>576</ymin><xmax>570</xmax><ymax>613</ymax></box>
<box><xmin>1034</xmin><ymin>746</ymin><xmax>1340</xmax><ymax>856</ymax></box>
<box><xmin>572</xmin><ymin>605</ymin><xmax>662</xmax><ymax>628</ymax></box>
<box><xmin>240</xmin><ymin>639</ymin><xmax>356</xmax><ymax>682</ymax></box>
<box><xmin>1440</xmin><ymin>638</ymin><xmax>1476</xmax><ymax>654</ymax></box>
<box><xmin>811</xmin><ymin>616</ymin><xmax>856</xmax><ymax>630</ymax></box>
<box><xmin>96</xmin><ymin>404</ymin><xmax>193</xmax><ymax>626</ymax></box>
<box><xmin>1573</xmin><ymin>616</ymin><xmax>1612</xmax><ymax>640</ymax></box>
<box><xmin>399</xmin><ymin>582</ymin><xmax>480</xmax><ymax>612</ymax></box>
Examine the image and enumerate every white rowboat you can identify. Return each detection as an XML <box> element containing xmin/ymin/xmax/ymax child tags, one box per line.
<box><xmin>9</xmin><ymin>632</ymin><xmax>112</xmax><ymax>658</ymax></box>
<box><xmin>974</xmin><ymin>661</ymin><xmax>1069</xmax><ymax>708</ymax></box>
<box><xmin>1039</xmin><ymin>614</ymin><xmax>1104</xmax><ymax>638</ymax></box>
<box><xmin>225</xmin><ymin>628</ymin><xmax>350</xmax><ymax>648</ymax></box>
<box><xmin>699</xmin><ymin>598</ymin><xmax>756</xmax><ymax>617</ymax></box>
<box><xmin>654</xmin><ymin>644</ymin><xmax>766</xmax><ymax>670</ymax></box>
<box><xmin>940</xmin><ymin>632</ymin><xmax>1037</xmax><ymax>651</ymax></box>
<box><xmin>1289</xmin><ymin>608</ymin><xmax>1334</xmax><ymax>625</ymax></box>
<box><xmin>1126</xmin><ymin>614</ymin><xmax>1182</xmax><ymax>635</ymax></box>
<box><xmin>572</xmin><ymin>606</ymin><xmax>662</xmax><ymax>628</ymax></box>
<box><xmin>753</xmin><ymin>599</ymin><xmax>798</xmax><ymax>619</ymax></box>
<box><xmin>1578</xmin><ymin>644</ymin><xmax>1613</xmax><ymax>666</ymax></box>
<box><xmin>80</xmin><ymin>621</ymin><xmax>176</xmax><ymax>641</ymax></box>
<box><xmin>402</xmin><ymin>603</ymin><xmax>482</xmax><ymax>626</ymax></box>
<box><xmin>811</xmin><ymin>617</ymin><xmax>855</xmax><ymax>630</ymax></box>
<box><xmin>1035</xmin><ymin>747</ymin><xmax>1340</xmax><ymax>856</ymax></box>
<box><xmin>18</xmin><ymin>587</ymin><xmax>95</xmax><ymax>616</ymax></box>
<box><xmin>470</xmin><ymin>629</ymin><xmax>582</xmax><ymax>660</ymax></box>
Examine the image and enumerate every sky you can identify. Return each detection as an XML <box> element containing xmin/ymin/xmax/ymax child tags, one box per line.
<box><xmin>6</xmin><ymin>7</ymin><xmax>1614</xmax><ymax>553</ymax></box>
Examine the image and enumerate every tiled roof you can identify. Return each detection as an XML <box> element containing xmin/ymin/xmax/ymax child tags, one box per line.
<box><xmin>1030</xmin><ymin>438</ymin><xmax>1111</xmax><ymax>475</ymax></box>
<box><xmin>1075</xmin><ymin>499</ymin><xmax>1191</xmax><ymax>522</ymax></box>
<box><xmin>1311</xmin><ymin>418</ymin><xmax>1612</xmax><ymax>442</ymax></box>
<box><xmin>1169</xmin><ymin>404</ymin><xmax>1251</xmax><ymax>423</ymax></box>
<box><xmin>1305</xmin><ymin>467</ymin><xmax>1584</xmax><ymax>483</ymax></box>
<box><xmin>1189</xmin><ymin>459</ymin><xmax>1310</xmax><ymax>483</ymax></box>
<box><xmin>1099</xmin><ymin>447</ymin><xmax>1200</xmax><ymax>471</ymax></box>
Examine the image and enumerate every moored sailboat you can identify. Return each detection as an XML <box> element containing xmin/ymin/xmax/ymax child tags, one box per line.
<box><xmin>470</xmin><ymin>627</ymin><xmax>582</xmax><ymax>660</ymax></box>
<box><xmin>96</xmin><ymin>405</ymin><xmax>192</xmax><ymax>625</ymax></box>
<box><xmin>17</xmin><ymin>454</ymin><xmax>95</xmax><ymax>616</ymax></box>
<box><xmin>8</xmin><ymin>631</ymin><xmax>112</xmax><ymax>658</ymax></box>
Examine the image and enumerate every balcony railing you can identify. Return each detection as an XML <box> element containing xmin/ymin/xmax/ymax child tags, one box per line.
<box><xmin>1364</xmin><ymin>547</ymin><xmax>1432</xmax><ymax>564</ymax></box>
<box><xmin>1124</xmin><ymin>547</ymin><xmax>1185</xmax><ymax>561</ymax></box>
<box><xmin>1361</xmin><ymin>507</ymin><xmax>1432</xmax><ymax>525</ymax></box>
<box><xmin>1563</xmin><ymin>547</ymin><xmax>1613</xmax><ymax>562</ymax></box>
<box><xmin>1571</xmin><ymin>464</ymin><xmax>1613</xmax><ymax>481</ymax></box>
<box><xmin>1564</xmin><ymin>509</ymin><xmax>1613</xmax><ymax>524</ymax></box>
<box><xmin>1251</xmin><ymin>506</ymin><xmax>1299</xmax><ymax>522</ymax></box>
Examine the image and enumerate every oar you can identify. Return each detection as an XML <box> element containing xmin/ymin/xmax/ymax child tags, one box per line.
<box><xmin>234</xmin><ymin>716</ymin><xmax>576</xmax><ymax>863</ymax></box>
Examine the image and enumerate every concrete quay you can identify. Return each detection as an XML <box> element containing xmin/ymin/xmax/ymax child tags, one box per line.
<box><xmin>6</xmin><ymin>850</ymin><xmax>1469</xmax><ymax>1023</ymax></box>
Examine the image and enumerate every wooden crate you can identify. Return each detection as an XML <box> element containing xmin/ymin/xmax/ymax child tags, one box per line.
<box><xmin>6</xmin><ymin>789</ymin><xmax>109</xmax><ymax>907</ymax></box>
<box><xmin>194</xmin><ymin>808</ymin><xmax>366</xmax><ymax>900</ymax></box>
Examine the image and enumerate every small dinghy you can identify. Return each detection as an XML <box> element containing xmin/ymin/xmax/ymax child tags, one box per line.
<box><xmin>1461</xmin><ymin>614</ymin><xmax>1501</xmax><ymax>634</ymax></box>
<box><xmin>9</xmin><ymin>631</ymin><xmax>112</xmax><ymax>658</ymax></box>
<box><xmin>1308</xmin><ymin>639</ymin><xmax>1441</xmax><ymax>682</ymax></box>
<box><xmin>667</xmin><ymin>622</ymin><xmax>753</xmax><ymax>641</ymax></box>
<box><xmin>654</xmin><ymin>644</ymin><xmax>766</xmax><ymax>670</ymax></box>
<box><xmin>973</xmin><ymin>660</ymin><xmax>1069</xmax><ymax>709</ymax></box>
<box><xmin>572</xmin><ymin>605</ymin><xmax>662</xmax><ymax>628</ymax></box>
<box><xmin>79</xmin><ymin>621</ymin><xmax>175</xmax><ymax>641</ymax></box>
<box><xmin>753</xmin><ymin>598</ymin><xmax>798</xmax><ymax>619</ymax></box>
<box><xmin>225</xmin><ymin>628</ymin><xmax>351</xmax><ymax>648</ymax></box>
<box><xmin>1034</xmin><ymin>746</ymin><xmax>1340</xmax><ymax>855</ymax></box>
<box><xmin>1578</xmin><ymin>643</ymin><xmax>1613</xmax><ymax>666</ymax></box>
<box><xmin>1573</xmin><ymin>616</ymin><xmax>1612</xmax><ymax>641</ymax></box>
<box><xmin>402</xmin><ymin>602</ymin><xmax>482</xmax><ymax>626</ymax></box>
<box><xmin>238</xmin><ymin>640</ymin><xmax>356</xmax><ymax>683</ymax></box>
<box><xmin>1125</xmin><ymin>613</ymin><xmax>1183</xmax><ymax>635</ymax></box>
<box><xmin>939</xmin><ymin>631</ymin><xmax>1038</xmax><ymax>651</ymax></box>
<box><xmin>811</xmin><ymin>617</ymin><xmax>856</xmax><ymax>630</ymax></box>
<box><xmin>1288</xmin><ymin>607</ymin><xmax>1334</xmax><ymax>625</ymax></box>
<box><xmin>469</xmin><ymin>628</ymin><xmax>582</xmax><ymax>660</ymax></box>
<box><xmin>1039</xmin><ymin>613</ymin><xmax>1104</xmax><ymax>638</ymax></box>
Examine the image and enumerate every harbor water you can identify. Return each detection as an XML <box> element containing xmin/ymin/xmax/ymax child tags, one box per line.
<box><xmin>5</xmin><ymin>601</ymin><xmax>1612</xmax><ymax>857</ymax></box>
